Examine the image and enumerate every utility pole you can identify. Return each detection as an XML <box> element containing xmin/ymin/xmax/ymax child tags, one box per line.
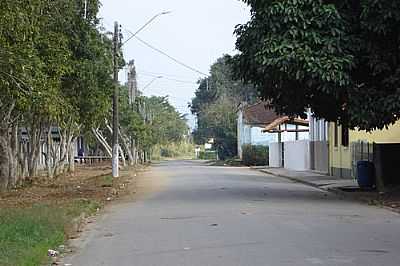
<box><xmin>112</xmin><ymin>21</ymin><xmax>119</xmax><ymax>178</ymax></box>
<box><xmin>108</xmin><ymin>12</ymin><xmax>170</xmax><ymax>172</ymax></box>
<box><xmin>127</xmin><ymin>60</ymin><xmax>137</xmax><ymax>106</ymax></box>
<box><xmin>84</xmin><ymin>0</ymin><xmax>88</xmax><ymax>19</ymax></box>
<box><xmin>127</xmin><ymin>60</ymin><xmax>138</xmax><ymax>164</ymax></box>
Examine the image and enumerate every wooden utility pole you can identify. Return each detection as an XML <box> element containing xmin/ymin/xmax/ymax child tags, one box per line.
<box><xmin>127</xmin><ymin>60</ymin><xmax>137</xmax><ymax>106</ymax></box>
<box><xmin>127</xmin><ymin>60</ymin><xmax>138</xmax><ymax>164</ymax></box>
<box><xmin>112</xmin><ymin>21</ymin><xmax>119</xmax><ymax>178</ymax></box>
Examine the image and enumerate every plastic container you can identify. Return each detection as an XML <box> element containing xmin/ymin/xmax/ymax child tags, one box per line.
<box><xmin>356</xmin><ymin>160</ymin><xmax>375</xmax><ymax>188</ymax></box>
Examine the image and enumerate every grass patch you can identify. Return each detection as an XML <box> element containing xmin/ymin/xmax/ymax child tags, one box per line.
<box><xmin>0</xmin><ymin>199</ymin><xmax>100</xmax><ymax>266</ymax></box>
<box><xmin>100</xmin><ymin>175</ymin><xmax>113</xmax><ymax>188</ymax></box>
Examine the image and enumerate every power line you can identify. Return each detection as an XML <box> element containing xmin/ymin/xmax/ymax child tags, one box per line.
<box><xmin>134</xmin><ymin>35</ymin><xmax>208</xmax><ymax>76</ymax></box>
<box><xmin>137</xmin><ymin>72</ymin><xmax>198</xmax><ymax>85</ymax></box>
<box><xmin>122</xmin><ymin>26</ymin><xmax>208</xmax><ymax>76</ymax></box>
<box><xmin>140</xmin><ymin>69</ymin><xmax>196</xmax><ymax>80</ymax></box>
<box><xmin>142</xmin><ymin>89</ymin><xmax>190</xmax><ymax>102</ymax></box>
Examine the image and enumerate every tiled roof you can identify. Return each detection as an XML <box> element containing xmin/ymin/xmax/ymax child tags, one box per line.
<box><xmin>242</xmin><ymin>102</ymin><xmax>281</xmax><ymax>126</ymax></box>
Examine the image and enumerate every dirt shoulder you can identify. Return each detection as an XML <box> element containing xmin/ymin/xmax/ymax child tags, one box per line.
<box><xmin>0</xmin><ymin>163</ymin><xmax>148</xmax><ymax>266</ymax></box>
<box><xmin>0</xmin><ymin>163</ymin><xmax>145</xmax><ymax>209</ymax></box>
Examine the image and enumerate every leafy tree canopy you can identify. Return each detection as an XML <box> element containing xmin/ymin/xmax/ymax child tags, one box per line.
<box><xmin>0</xmin><ymin>0</ymin><xmax>119</xmax><ymax>131</ymax></box>
<box><xmin>119</xmin><ymin>86</ymin><xmax>189</xmax><ymax>151</ymax></box>
<box><xmin>234</xmin><ymin>0</ymin><xmax>400</xmax><ymax>130</ymax></box>
<box><xmin>191</xmin><ymin>55</ymin><xmax>257</xmax><ymax>159</ymax></box>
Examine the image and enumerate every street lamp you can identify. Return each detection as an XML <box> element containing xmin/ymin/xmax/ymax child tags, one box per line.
<box><xmin>112</xmin><ymin>11</ymin><xmax>171</xmax><ymax>178</ymax></box>
<box><xmin>142</xmin><ymin>76</ymin><xmax>163</xmax><ymax>91</ymax></box>
<box><xmin>122</xmin><ymin>11</ymin><xmax>172</xmax><ymax>45</ymax></box>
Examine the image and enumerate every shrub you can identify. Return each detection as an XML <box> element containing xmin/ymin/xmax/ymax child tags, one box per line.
<box><xmin>242</xmin><ymin>144</ymin><xmax>268</xmax><ymax>166</ymax></box>
<box><xmin>199</xmin><ymin>150</ymin><xmax>218</xmax><ymax>160</ymax></box>
<box><xmin>153</xmin><ymin>142</ymin><xmax>195</xmax><ymax>160</ymax></box>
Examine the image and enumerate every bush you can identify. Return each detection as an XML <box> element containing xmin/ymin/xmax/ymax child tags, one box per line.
<box><xmin>153</xmin><ymin>142</ymin><xmax>195</xmax><ymax>160</ymax></box>
<box><xmin>199</xmin><ymin>150</ymin><xmax>218</xmax><ymax>160</ymax></box>
<box><xmin>242</xmin><ymin>144</ymin><xmax>269</xmax><ymax>166</ymax></box>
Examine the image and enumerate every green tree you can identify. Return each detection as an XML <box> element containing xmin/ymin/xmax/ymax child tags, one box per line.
<box><xmin>234</xmin><ymin>0</ymin><xmax>400</xmax><ymax>130</ymax></box>
<box><xmin>191</xmin><ymin>55</ymin><xmax>257</xmax><ymax>159</ymax></box>
<box><xmin>0</xmin><ymin>0</ymin><xmax>118</xmax><ymax>188</ymax></box>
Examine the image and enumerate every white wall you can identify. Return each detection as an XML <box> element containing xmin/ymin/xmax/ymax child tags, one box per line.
<box><xmin>237</xmin><ymin>110</ymin><xmax>245</xmax><ymax>159</ymax></box>
<box><xmin>310</xmin><ymin>141</ymin><xmax>329</xmax><ymax>173</ymax></box>
<box><xmin>284</xmin><ymin>140</ymin><xmax>311</xmax><ymax>171</ymax></box>
<box><xmin>251</xmin><ymin>127</ymin><xmax>276</xmax><ymax>146</ymax></box>
<box><xmin>308</xmin><ymin>111</ymin><xmax>328</xmax><ymax>142</ymax></box>
<box><xmin>269</xmin><ymin>142</ymin><xmax>282</xmax><ymax>167</ymax></box>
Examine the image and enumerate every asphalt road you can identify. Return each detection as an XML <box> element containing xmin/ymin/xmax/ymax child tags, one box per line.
<box><xmin>65</xmin><ymin>160</ymin><xmax>400</xmax><ymax>266</ymax></box>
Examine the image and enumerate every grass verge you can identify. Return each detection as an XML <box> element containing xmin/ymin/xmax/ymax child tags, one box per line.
<box><xmin>0</xmin><ymin>199</ymin><xmax>100</xmax><ymax>266</ymax></box>
<box><xmin>208</xmin><ymin>158</ymin><xmax>244</xmax><ymax>167</ymax></box>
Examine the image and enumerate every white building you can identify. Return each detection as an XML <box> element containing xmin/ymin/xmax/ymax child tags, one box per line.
<box><xmin>237</xmin><ymin>102</ymin><xmax>280</xmax><ymax>159</ymax></box>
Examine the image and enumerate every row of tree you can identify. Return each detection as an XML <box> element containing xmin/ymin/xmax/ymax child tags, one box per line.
<box><xmin>0</xmin><ymin>0</ymin><xmax>189</xmax><ymax>190</ymax></box>
<box><xmin>234</xmin><ymin>0</ymin><xmax>400</xmax><ymax>130</ymax></box>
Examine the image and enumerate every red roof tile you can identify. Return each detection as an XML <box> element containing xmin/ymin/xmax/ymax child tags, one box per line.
<box><xmin>242</xmin><ymin>102</ymin><xmax>281</xmax><ymax>126</ymax></box>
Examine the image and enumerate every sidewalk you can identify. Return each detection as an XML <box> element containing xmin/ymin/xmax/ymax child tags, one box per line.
<box><xmin>259</xmin><ymin>167</ymin><xmax>357</xmax><ymax>191</ymax></box>
<box><xmin>256</xmin><ymin>167</ymin><xmax>400</xmax><ymax>214</ymax></box>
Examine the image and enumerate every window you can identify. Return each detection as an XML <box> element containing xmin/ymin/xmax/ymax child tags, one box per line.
<box><xmin>334</xmin><ymin>123</ymin><xmax>338</xmax><ymax>147</ymax></box>
<box><xmin>342</xmin><ymin>126</ymin><xmax>349</xmax><ymax>147</ymax></box>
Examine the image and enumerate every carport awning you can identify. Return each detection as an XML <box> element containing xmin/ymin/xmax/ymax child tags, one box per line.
<box><xmin>262</xmin><ymin>116</ymin><xmax>309</xmax><ymax>133</ymax></box>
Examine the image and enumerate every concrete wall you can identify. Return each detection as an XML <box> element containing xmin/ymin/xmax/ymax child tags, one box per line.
<box><xmin>237</xmin><ymin>110</ymin><xmax>243</xmax><ymax>159</ymax></box>
<box><xmin>351</xmin><ymin>121</ymin><xmax>400</xmax><ymax>144</ymax></box>
<box><xmin>328</xmin><ymin>121</ymin><xmax>400</xmax><ymax>179</ymax></box>
<box><xmin>269</xmin><ymin>142</ymin><xmax>282</xmax><ymax>167</ymax></box>
<box><xmin>309</xmin><ymin>116</ymin><xmax>328</xmax><ymax>142</ymax></box>
<box><xmin>237</xmin><ymin>110</ymin><xmax>252</xmax><ymax>159</ymax></box>
<box><xmin>284</xmin><ymin>140</ymin><xmax>311</xmax><ymax>171</ymax></box>
<box><xmin>310</xmin><ymin>141</ymin><xmax>329</xmax><ymax>173</ymax></box>
<box><xmin>328</xmin><ymin>123</ymin><xmax>352</xmax><ymax>178</ymax></box>
<box><xmin>374</xmin><ymin>143</ymin><xmax>400</xmax><ymax>187</ymax></box>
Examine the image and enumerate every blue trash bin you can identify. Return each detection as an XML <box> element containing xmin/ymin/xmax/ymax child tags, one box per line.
<box><xmin>357</xmin><ymin>160</ymin><xmax>375</xmax><ymax>188</ymax></box>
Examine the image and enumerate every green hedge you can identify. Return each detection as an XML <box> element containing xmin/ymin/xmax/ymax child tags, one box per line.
<box><xmin>199</xmin><ymin>150</ymin><xmax>218</xmax><ymax>160</ymax></box>
<box><xmin>242</xmin><ymin>144</ymin><xmax>268</xmax><ymax>166</ymax></box>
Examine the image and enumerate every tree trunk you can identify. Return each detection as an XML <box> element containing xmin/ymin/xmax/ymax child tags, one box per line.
<box><xmin>105</xmin><ymin>123</ymin><xmax>126</xmax><ymax>167</ymax></box>
<box><xmin>130</xmin><ymin>137</ymin><xmax>137</xmax><ymax>165</ymax></box>
<box><xmin>119</xmin><ymin>145</ymin><xmax>126</xmax><ymax>167</ymax></box>
<box><xmin>27</xmin><ymin>125</ymin><xmax>42</xmax><ymax>178</ymax></box>
<box><xmin>92</xmin><ymin>128</ymin><xmax>112</xmax><ymax>157</ymax></box>
<box><xmin>119</xmin><ymin>129</ymin><xmax>134</xmax><ymax>166</ymax></box>
<box><xmin>68</xmin><ymin>137</ymin><xmax>75</xmax><ymax>173</ymax></box>
<box><xmin>8</xmin><ymin>126</ymin><xmax>18</xmax><ymax>187</ymax></box>
<box><xmin>45</xmin><ymin>126</ymin><xmax>54</xmax><ymax>179</ymax></box>
<box><xmin>19</xmin><ymin>141</ymin><xmax>29</xmax><ymax>183</ymax></box>
<box><xmin>0</xmin><ymin>128</ymin><xmax>10</xmax><ymax>191</ymax></box>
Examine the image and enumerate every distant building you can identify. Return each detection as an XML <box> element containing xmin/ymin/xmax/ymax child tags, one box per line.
<box><xmin>237</xmin><ymin>102</ymin><xmax>281</xmax><ymax>159</ymax></box>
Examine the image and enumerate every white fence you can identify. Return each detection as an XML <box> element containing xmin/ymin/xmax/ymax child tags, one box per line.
<box><xmin>284</xmin><ymin>140</ymin><xmax>311</xmax><ymax>171</ymax></box>
<box><xmin>269</xmin><ymin>142</ymin><xmax>283</xmax><ymax>168</ymax></box>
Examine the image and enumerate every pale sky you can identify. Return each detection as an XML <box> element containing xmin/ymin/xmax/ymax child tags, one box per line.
<box><xmin>99</xmin><ymin>0</ymin><xmax>250</xmax><ymax>127</ymax></box>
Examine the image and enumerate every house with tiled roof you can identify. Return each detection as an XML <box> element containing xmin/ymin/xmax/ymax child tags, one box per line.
<box><xmin>237</xmin><ymin>102</ymin><xmax>309</xmax><ymax>163</ymax></box>
<box><xmin>238</xmin><ymin>103</ymin><xmax>329</xmax><ymax>172</ymax></box>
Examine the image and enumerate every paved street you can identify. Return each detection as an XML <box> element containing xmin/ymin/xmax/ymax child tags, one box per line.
<box><xmin>66</xmin><ymin>160</ymin><xmax>400</xmax><ymax>266</ymax></box>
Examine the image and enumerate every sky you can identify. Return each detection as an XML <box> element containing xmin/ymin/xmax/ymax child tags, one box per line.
<box><xmin>99</xmin><ymin>0</ymin><xmax>250</xmax><ymax>128</ymax></box>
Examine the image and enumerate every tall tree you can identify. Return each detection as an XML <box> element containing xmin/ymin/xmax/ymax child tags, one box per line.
<box><xmin>191</xmin><ymin>55</ymin><xmax>257</xmax><ymax>159</ymax></box>
<box><xmin>0</xmin><ymin>0</ymin><xmax>118</xmax><ymax>189</ymax></box>
<box><xmin>234</xmin><ymin>0</ymin><xmax>400</xmax><ymax>130</ymax></box>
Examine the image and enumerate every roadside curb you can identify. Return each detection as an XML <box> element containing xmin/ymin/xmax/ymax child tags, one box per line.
<box><xmin>259</xmin><ymin>169</ymin><xmax>325</xmax><ymax>191</ymax></box>
<box><xmin>257</xmin><ymin>169</ymin><xmax>400</xmax><ymax>215</ymax></box>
